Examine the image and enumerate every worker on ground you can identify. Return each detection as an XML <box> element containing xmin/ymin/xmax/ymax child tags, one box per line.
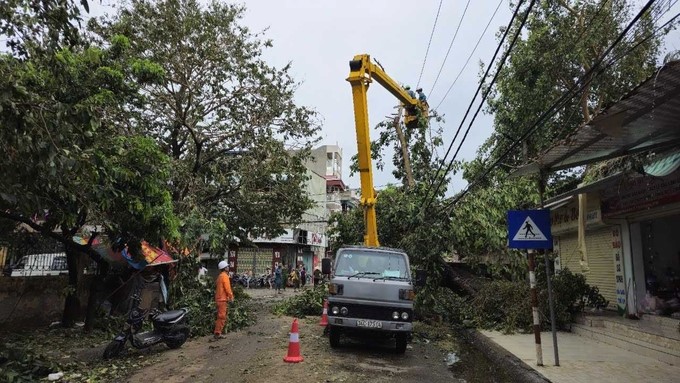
<box><xmin>416</xmin><ymin>88</ymin><xmax>427</xmax><ymax>104</ymax></box>
<box><xmin>213</xmin><ymin>260</ymin><xmax>234</xmax><ymax>340</ymax></box>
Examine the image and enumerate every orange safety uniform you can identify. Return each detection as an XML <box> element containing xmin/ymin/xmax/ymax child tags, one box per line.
<box><xmin>214</xmin><ymin>272</ymin><xmax>234</xmax><ymax>335</ymax></box>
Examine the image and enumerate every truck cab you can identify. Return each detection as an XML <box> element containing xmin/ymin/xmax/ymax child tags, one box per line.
<box><xmin>325</xmin><ymin>246</ymin><xmax>420</xmax><ymax>353</ymax></box>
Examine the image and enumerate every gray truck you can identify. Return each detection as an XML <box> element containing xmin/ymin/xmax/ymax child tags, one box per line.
<box><xmin>323</xmin><ymin>246</ymin><xmax>425</xmax><ymax>353</ymax></box>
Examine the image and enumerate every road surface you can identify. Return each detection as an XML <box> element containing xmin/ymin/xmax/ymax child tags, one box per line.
<box><xmin>125</xmin><ymin>289</ymin><xmax>511</xmax><ymax>383</ymax></box>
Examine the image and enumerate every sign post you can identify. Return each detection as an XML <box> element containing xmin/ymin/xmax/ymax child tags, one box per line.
<box><xmin>508</xmin><ymin>209</ymin><xmax>558</xmax><ymax>367</ymax></box>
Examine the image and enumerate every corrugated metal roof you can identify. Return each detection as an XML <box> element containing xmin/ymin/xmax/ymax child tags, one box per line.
<box><xmin>514</xmin><ymin>60</ymin><xmax>680</xmax><ymax>176</ymax></box>
<box><xmin>543</xmin><ymin>172</ymin><xmax>626</xmax><ymax>208</ymax></box>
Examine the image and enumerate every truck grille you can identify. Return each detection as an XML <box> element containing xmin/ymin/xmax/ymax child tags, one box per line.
<box><xmin>335</xmin><ymin>303</ymin><xmax>413</xmax><ymax>322</ymax></box>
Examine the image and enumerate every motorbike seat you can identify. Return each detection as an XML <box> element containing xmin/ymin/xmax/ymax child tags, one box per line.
<box><xmin>154</xmin><ymin>309</ymin><xmax>187</xmax><ymax>323</ymax></box>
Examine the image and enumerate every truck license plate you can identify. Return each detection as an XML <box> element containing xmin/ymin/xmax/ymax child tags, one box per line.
<box><xmin>356</xmin><ymin>319</ymin><xmax>383</xmax><ymax>329</ymax></box>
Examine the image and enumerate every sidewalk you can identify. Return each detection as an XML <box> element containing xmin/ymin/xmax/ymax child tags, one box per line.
<box><xmin>480</xmin><ymin>330</ymin><xmax>680</xmax><ymax>383</ymax></box>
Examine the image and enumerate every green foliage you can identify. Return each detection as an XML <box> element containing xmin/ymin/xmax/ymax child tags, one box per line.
<box><xmin>0</xmin><ymin>343</ymin><xmax>59</xmax><ymax>383</ymax></box>
<box><xmin>452</xmin><ymin>0</ymin><xmax>669</xmax><ymax>275</ymax></box>
<box><xmin>414</xmin><ymin>287</ymin><xmax>470</xmax><ymax>325</ymax></box>
<box><xmin>0</xmin><ymin>326</ymin><xmax>161</xmax><ymax>383</ymax></box>
<box><xmin>328</xmin><ymin>184</ymin><xmax>452</xmax><ymax>272</ymax></box>
<box><xmin>273</xmin><ymin>285</ymin><xmax>328</xmax><ymax>318</ymax></box>
<box><xmin>470</xmin><ymin>267</ymin><xmax>610</xmax><ymax>333</ymax></box>
<box><xmin>0</xmin><ymin>3</ymin><xmax>178</xmax><ymax>323</ymax></box>
<box><xmin>450</xmin><ymin>163</ymin><xmax>538</xmax><ymax>279</ymax></box>
<box><xmin>471</xmin><ymin>279</ymin><xmax>532</xmax><ymax>333</ymax></box>
<box><xmin>89</xmin><ymin>0</ymin><xmax>321</xmax><ymax>255</ymax></box>
<box><xmin>538</xmin><ymin>268</ymin><xmax>609</xmax><ymax>327</ymax></box>
<box><xmin>0</xmin><ymin>32</ymin><xmax>177</xmax><ymax>241</ymax></box>
<box><xmin>0</xmin><ymin>0</ymin><xmax>89</xmax><ymax>57</ymax></box>
<box><xmin>352</xmin><ymin>108</ymin><xmax>445</xmax><ymax>186</ymax></box>
<box><xmin>484</xmin><ymin>0</ymin><xmax>662</xmax><ymax>169</ymax></box>
<box><xmin>170</xmin><ymin>256</ymin><xmax>254</xmax><ymax>336</ymax></box>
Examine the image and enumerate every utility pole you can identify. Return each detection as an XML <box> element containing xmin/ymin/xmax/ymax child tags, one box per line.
<box><xmin>392</xmin><ymin>105</ymin><xmax>415</xmax><ymax>188</ymax></box>
<box><xmin>538</xmin><ymin>172</ymin><xmax>559</xmax><ymax>366</ymax></box>
<box><xmin>527</xmin><ymin>248</ymin><xmax>543</xmax><ymax>366</ymax></box>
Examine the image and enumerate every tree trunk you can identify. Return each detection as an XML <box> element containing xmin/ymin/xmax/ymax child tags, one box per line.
<box><xmin>62</xmin><ymin>244</ymin><xmax>83</xmax><ymax>327</ymax></box>
<box><xmin>84</xmin><ymin>261</ymin><xmax>107</xmax><ymax>332</ymax></box>
<box><xmin>437</xmin><ymin>257</ymin><xmax>482</xmax><ymax>296</ymax></box>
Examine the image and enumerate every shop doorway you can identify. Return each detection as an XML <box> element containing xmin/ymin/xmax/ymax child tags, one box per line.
<box><xmin>630</xmin><ymin>215</ymin><xmax>680</xmax><ymax>318</ymax></box>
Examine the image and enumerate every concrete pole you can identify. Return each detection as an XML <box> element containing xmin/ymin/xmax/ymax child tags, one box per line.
<box><xmin>527</xmin><ymin>249</ymin><xmax>543</xmax><ymax>366</ymax></box>
<box><xmin>537</xmin><ymin>172</ymin><xmax>559</xmax><ymax>366</ymax></box>
<box><xmin>544</xmin><ymin>252</ymin><xmax>560</xmax><ymax>366</ymax></box>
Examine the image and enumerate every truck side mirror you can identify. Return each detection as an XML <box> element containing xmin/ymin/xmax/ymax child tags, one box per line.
<box><xmin>414</xmin><ymin>269</ymin><xmax>427</xmax><ymax>287</ymax></box>
<box><xmin>321</xmin><ymin>258</ymin><xmax>332</xmax><ymax>275</ymax></box>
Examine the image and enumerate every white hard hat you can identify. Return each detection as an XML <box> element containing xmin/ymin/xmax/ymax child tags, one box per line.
<box><xmin>218</xmin><ymin>260</ymin><xmax>229</xmax><ymax>270</ymax></box>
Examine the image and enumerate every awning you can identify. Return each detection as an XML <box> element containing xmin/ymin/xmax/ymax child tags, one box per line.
<box><xmin>543</xmin><ymin>172</ymin><xmax>626</xmax><ymax>208</ymax></box>
<box><xmin>644</xmin><ymin>150</ymin><xmax>680</xmax><ymax>177</ymax></box>
<box><xmin>513</xmin><ymin>60</ymin><xmax>680</xmax><ymax>176</ymax></box>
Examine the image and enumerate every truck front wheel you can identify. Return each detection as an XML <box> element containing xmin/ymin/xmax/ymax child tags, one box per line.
<box><xmin>395</xmin><ymin>333</ymin><xmax>408</xmax><ymax>354</ymax></box>
<box><xmin>329</xmin><ymin>325</ymin><xmax>341</xmax><ymax>348</ymax></box>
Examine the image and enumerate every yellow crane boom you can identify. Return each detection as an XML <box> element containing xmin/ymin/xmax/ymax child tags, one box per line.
<box><xmin>346</xmin><ymin>54</ymin><xmax>427</xmax><ymax>247</ymax></box>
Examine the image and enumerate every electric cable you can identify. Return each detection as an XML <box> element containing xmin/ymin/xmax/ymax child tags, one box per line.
<box><xmin>421</xmin><ymin>0</ymin><xmax>627</xmax><ymax>214</ymax></box>
<box><xmin>433</xmin><ymin>0</ymin><xmax>505</xmax><ymax>111</ymax></box>
<box><xmin>433</xmin><ymin>0</ymin><xmax>613</xmax><ymax>111</ymax></box>
<box><xmin>418</xmin><ymin>0</ymin><xmax>530</xmax><ymax>214</ymax></box>
<box><xmin>429</xmin><ymin>0</ymin><xmax>472</xmax><ymax>95</ymax></box>
<box><xmin>416</xmin><ymin>0</ymin><xmax>445</xmax><ymax>89</ymax></box>
<box><xmin>437</xmin><ymin>0</ymin><xmax>668</xmax><ymax>215</ymax></box>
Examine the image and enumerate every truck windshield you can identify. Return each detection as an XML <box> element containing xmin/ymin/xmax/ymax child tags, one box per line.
<box><xmin>335</xmin><ymin>251</ymin><xmax>409</xmax><ymax>279</ymax></box>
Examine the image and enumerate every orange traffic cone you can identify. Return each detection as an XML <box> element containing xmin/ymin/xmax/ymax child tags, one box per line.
<box><xmin>283</xmin><ymin>318</ymin><xmax>304</xmax><ymax>363</ymax></box>
<box><xmin>319</xmin><ymin>299</ymin><xmax>329</xmax><ymax>327</ymax></box>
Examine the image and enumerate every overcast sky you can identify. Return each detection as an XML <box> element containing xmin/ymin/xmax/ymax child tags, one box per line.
<box><xmin>91</xmin><ymin>0</ymin><xmax>680</xmax><ymax>194</ymax></box>
<box><xmin>240</xmin><ymin>0</ymin><xmax>512</xmax><ymax>192</ymax></box>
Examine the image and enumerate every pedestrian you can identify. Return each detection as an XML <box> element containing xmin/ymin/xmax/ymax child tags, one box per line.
<box><xmin>245</xmin><ymin>269</ymin><xmax>252</xmax><ymax>289</ymax></box>
<box><xmin>300</xmin><ymin>266</ymin><xmax>307</xmax><ymax>288</ymax></box>
<box><xmin>266</xmin><ymin>267</ymin><xmax>272</xmax><ymax>289</ymax></box>
<box><xmin>213</xmin><ymin>260</ymin><xmax>234</xmax><ymax>340</ymax></box>
<box><xmin>313</xmin><ymin>268</ymin><xmax>322</xmax><ymax>286</ymax></box>
<box><xmin>197</xmin><ymin>263</ymin><xmax>208</xmax><ymax>285</ymax></box>
<box><xmin>274</xmin><ymin>263</ymin><xmax>283</xmax><ymax>294</ymax></box>
<box><xmin>291</xmin><ymin>268</ymin><xmax>300</xmax><ymax>292</ymax></box>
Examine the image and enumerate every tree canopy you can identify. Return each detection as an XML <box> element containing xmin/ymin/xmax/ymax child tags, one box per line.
<box><xmin>448</xmin><ymin>0</ymin><xmax>668</xmax><ymax>274</ymax></box>
<box><xmin>90</xmin><ymin>0</ymin><xmax>321</xmax><ymax>253</ymax></box>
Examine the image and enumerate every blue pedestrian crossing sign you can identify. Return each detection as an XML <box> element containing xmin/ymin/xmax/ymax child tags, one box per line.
<box><xmin>507</xmin><ymin>210</ymin><xmax>552</xmax><ymax>249</ymax></box>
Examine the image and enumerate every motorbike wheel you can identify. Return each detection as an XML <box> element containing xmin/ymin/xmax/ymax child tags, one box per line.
<box><xmin>103</xmin><ymin>340</ymin><xmax>125</xmax><ymax>359</ymax></box>
<box><xmin>165</xmin><ymin>327</ymin><xmax>189</xmax><ymax>349</ymax></box>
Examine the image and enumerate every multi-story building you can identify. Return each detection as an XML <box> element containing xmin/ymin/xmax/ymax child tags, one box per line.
<box><xmin>306</xmin><ymin>145</ymin><xmax>360</xmax><ymax>214</ymax></box>
<box><xmin>235</xmin><ymin>145</ymin><xmax>358</xmax><ymax>276</ymax></box>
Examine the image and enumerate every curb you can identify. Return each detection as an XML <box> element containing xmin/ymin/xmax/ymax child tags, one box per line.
<box><xmin>462</xmin><ymin>329</ymin><xmax>551</xmax><ymax>383</ymax></box>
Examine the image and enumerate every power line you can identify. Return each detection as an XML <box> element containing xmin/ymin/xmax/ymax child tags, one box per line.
<box><xmin>418</xmin><ymin>0</ymin><xmax>530</xmax><ymax>215</ymax></box>
<box><xmin>434</xmin><ymin>0</ymin><xmax>616</xmax><ymax>110</ymax></box>
<box><xmin>421</xmin><ymin>0</ymin><xmax>537</xmax><ymax>216</ymax></box>
<box><xmin>416</xmin><ymin>0</ymin><xmax>445</xmax><ymax>89</ymax></box>
<box><xmin>433</xmin><ymin>0</ymin><xmax>504</xmax><ymax>110</ymax></box>
<box><xmin>422</xmin><ymin>0</ymin><xmax>621</xmax><ymax>213</ymax></box>
<box><xmin>438</xmin><ymin>0</ymin><xmax>666</xmax><ymax>215</ymax></box>
<box><xmin>429</xmin><ymin>0</ymin><xmax>472</xmax><ymax>95</ymax></box>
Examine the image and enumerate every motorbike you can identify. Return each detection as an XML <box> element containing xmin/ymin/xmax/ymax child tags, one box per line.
<box><xmin>103</xmin><ymin>294</ymin><xmax>190</xmax><ymax>359</ymax></box>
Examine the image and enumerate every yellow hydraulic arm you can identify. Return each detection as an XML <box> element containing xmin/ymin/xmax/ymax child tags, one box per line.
<box><xmin>346</xmin><ymin>54</ymin><xmax>426</xmax><ymax>247</ymax></box>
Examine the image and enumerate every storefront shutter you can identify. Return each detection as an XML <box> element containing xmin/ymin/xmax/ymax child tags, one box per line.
<box><xmin>556</xmin><ymin>228</ymin><xmax>617</xmax><ymax>309</ymax></box>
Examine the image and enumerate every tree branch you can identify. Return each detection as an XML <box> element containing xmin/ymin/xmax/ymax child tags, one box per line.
<box><xmin>557</xmin><ymin>0</ymin><xmax>578</xmax><ymax>16</ymax></box>
<box><xmin>0</xmin><ymin>210</ymin><xmax>104</xmax><ymax>263</ymax></box>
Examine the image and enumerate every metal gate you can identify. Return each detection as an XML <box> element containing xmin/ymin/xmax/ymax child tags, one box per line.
<box><xmin>238</xmin><ymin>247</ymin><xmax>273</xmax><ymax>275</ymax></box>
